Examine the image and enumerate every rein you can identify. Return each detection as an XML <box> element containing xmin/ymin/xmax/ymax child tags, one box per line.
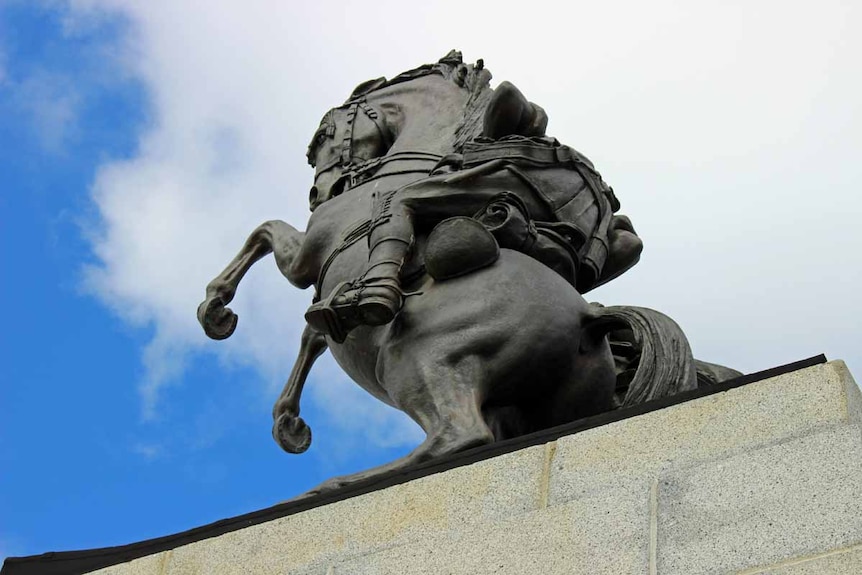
<box><xmin>342</xmin><ymin>151</ymin><xmax>442</xmax><ymax>190</ymax></box>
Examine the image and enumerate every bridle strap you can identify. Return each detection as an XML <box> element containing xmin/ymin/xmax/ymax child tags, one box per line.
<box><xmin>340</xmin><ymin>101</ymin><xmax>358</xmax><ymax>166</ymax></box>
<box><xmin>315</xmin><ymin>148</ymin><xmax>443</xmax><ymax>189</ymax></box>
<box><xmin>344</xmin><ymin>152</ymin><xmax>442</xmax><ymax>189</ymax></box>
<box><xmin>313</xmin><ymin>155</ymin><xmax>345</xmax><ymax>181</ymax></box>
<box><xmin>314</xmin><ymin>98</ymin><xmax>397</xmax><ymax>185</ymax></box>
<box><xmin>357</xmin><ymin>100</ymin><xmax>394</xmax><ymax>150</ymax></box>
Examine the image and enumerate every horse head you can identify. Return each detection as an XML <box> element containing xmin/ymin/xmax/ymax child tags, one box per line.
<box><xmin>306</xmin><ymin>99</ymin><xmax>397</xmax><ymax>211</ymax></box>
<box><xmin>305</xmin><ymin>51</ymin><xmax>495</xmax><ymax>211</ymax></box>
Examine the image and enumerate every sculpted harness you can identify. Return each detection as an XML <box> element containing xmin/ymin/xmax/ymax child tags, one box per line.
<box><xmin>314</xmin><ymin>135</ymin><xmax>620</xmax><ymax>302</ymax></box>
<box><xmin>460</xmin><ymin>136</ymin><xmax>620</xmax><ymax>292</ymax></box>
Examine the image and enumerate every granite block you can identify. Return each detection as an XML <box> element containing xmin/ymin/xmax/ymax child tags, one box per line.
<box><xmin>331</xmin><ymin>485</ymin><xmax>650</xmax><ymax>575</ymax></box>
<box><xmin>743</xmin><ymin>544</ymin><xmax>862</xmax><ymax>574</ymax></box>
<box><xmin>656</xmin><ymin>424</ymin><xmax>862</xmax><ymax>575</ymax></box>
<box><xmin>835</xmin><ymin>361</ymin><xmax>862</xmax><ymax>423</ymax></box>
<box><xmin>550</xmin><ymin>361</ymin><xmax>856</xmax><ymax>507</ymax></box>
<box><xmin>82</xmin><ymin>360</ymin><xmax>862</xmax><ymax>575</ymax></box>
<box><xmin>162</xmin><ymin>443</ymin><xmax>545</xmax><ymax>574</ymax></box>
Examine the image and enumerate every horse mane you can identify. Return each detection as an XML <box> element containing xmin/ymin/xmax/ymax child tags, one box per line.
<box><xmin>451</xmin><ymin>58</ymin><xmax>494</xmax><ymax>152</ymax></box>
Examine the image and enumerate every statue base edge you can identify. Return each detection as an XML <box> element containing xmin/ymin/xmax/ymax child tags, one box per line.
<box><xmin>6</xmin><ymin>354</ymin><xmax>862</xmax><ymax>575</ymax></box>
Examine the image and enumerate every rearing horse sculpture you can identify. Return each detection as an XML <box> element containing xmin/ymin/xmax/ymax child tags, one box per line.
<box><xmin>198</xmin><ymin>52</ymin><xmax>735</xmax><ymax>493</ymax></box>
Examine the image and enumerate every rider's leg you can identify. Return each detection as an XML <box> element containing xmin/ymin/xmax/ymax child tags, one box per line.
<box><xmin>353</xmin><ymin>200</ymin><xmax>415</xmax><ymax>324</ymax></box>
<box><xmin>353</xmin><ymin>178</ymin><xmax>549</xmax><ymax>312</ymax></box>
<box><xmin>304</xmin><ymin>191</ymin><xmax>415</xmax><ymax>338</ymax></box>
<box><xmin>305</xmin><ymin>174</ymin><xmax>551</xmax><ymax>340</ymax></box>
<box><xmin>305</xmin><ymin>183</ymin><xmax>484</xmax><ymax>338</ymax></box>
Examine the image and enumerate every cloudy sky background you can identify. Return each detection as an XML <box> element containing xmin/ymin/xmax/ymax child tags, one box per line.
<box><xmin>2</xmin><ymin>0</ymin><xmax>860</xmax><ymax>561</ymax></box>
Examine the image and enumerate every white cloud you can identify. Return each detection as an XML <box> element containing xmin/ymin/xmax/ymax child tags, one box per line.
<box><xmin>73</xmin><ymin>0</ymin><xmax>862</xmax><ymax>453</ymax></box>
<box><xmin>12</xmin><ymin>70</ymin><xmax>80</xmax><ymax>152</ymax></box>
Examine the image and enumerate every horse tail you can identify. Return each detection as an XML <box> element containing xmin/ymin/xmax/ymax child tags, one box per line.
<box><xmin>586</xmin><ymin>305</ymin><xmax>698</xmax><ymax>407</ymax></box>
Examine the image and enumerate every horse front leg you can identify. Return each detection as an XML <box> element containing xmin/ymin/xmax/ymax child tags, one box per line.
<box><xmin>272</xmin><ymin>323</ymin><xmax>328</xmax><ymax>454</ymax></box>
<box><xmin>198</xmin><ymin>220</ymin><xmax>308</xmax><ymax>340</ymax></box>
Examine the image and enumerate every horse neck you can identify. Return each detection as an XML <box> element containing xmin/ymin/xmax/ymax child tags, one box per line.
<box><xmin>373</xmin><ymin>76</ymin><xmax>473</xmax><ymax>159</ymax></box>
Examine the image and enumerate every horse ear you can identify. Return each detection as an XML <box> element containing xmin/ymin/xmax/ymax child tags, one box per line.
<box><xmin>482</xmin><ymin>81</ymin><xmax>548</xmax><ymax>139</ymax></box>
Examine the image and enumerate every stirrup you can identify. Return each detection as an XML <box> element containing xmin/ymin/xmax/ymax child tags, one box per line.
<box><xmin>304</xmin><ymin>278</ymin><xmax>405</xmax><ymax>343</ymax></box>
<box><xmin>305</xmin><ymin>281</ymin><xmax>353</xmax><ymax>343</ymax></box>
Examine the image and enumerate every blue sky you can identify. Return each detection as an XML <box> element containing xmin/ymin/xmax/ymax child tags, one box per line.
<box><xmin>0</xmin><ymin>4</ymin><xmax>415</xmax><ymax>560</ymax></box>
<box><xmin>2</xmin><ymin>0</ymin><xmax>861</xmax><ymax>565</ymax></box>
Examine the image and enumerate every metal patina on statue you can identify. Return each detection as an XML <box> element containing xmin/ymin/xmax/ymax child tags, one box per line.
<box><xmin>198</xmin><ymin>51</ymin><xmax>739</xmax><ymax>494</ymax></box>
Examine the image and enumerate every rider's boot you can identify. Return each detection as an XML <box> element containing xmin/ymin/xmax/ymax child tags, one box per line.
<box><xmin>305</xmin><ymin>227</ymin><xmax>412</xmax><ymax>342</ymax></box>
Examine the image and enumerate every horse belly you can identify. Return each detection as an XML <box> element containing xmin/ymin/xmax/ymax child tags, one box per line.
<box><xmin>389</xmin><ymin>250</ymin><xmax>592</xmax><ymax>398</ymax></box>
<box><xmin>327</xmin><ymin>327</ymin><xmax>397</xmax><ymax>407</ymax></box>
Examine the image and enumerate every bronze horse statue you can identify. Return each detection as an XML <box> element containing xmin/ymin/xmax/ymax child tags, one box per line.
<box><xmin>198</xmin><ymin>52</ymin><xmax>736</xmax><ymax>493</ymax></box>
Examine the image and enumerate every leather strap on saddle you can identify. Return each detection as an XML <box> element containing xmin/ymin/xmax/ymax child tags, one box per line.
<box><xmin>461</xmin><ymin>136</ymin><xmax>620</xmax><ymax>292</ymax></box>
<box><xmin>463</xmin><ymin>136</ymin><xmax>594</xmax><ymax>172</ymax></box>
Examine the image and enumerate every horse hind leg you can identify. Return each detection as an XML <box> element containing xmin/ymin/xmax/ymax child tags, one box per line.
<box><xmin>303</xmin><ymin>355</ymin><xmax>495</xmax><ymax>495</ymax></box>
<box><xmin>388</xmin><ymin>354</ymin><xmax>497</xmax><ymax>456</ymax></box>
<box><xmin>542</xmin><ymin>330</ymin><xmax>618</xmax><ymax>427</ymax></box>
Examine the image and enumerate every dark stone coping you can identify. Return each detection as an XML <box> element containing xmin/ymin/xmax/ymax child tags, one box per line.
<box><xmin>1</xmin><ymin>354</ymin><xmax>827</xmax><ymax>575</ymax></box>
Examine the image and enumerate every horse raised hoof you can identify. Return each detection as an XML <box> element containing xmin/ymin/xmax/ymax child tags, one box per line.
<box><xmin>197</xmin><ymin>296</ymin><xmax>238</xmax><ymax>340</ymax></box>
<box><xmin>304</xmin><ymin>279</ymin><xmax>403</xmax><ymax>343</ymax></box>
<box><xmin>272</xmin><ymin>412</ymin><xmax>312</xmax><ymax>454</ymax></box>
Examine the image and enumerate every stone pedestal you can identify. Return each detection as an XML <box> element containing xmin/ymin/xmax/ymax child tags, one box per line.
<box><xmin>7</xmin><ymin>360</ymin><xmax>862</xmax><ymax>575</ymax></box>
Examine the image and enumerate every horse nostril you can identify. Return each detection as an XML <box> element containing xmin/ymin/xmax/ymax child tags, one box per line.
<box><xmin>309</xmin><ymin>186</ymin><xmax>319</xmax><ymax>209</ymax></box>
